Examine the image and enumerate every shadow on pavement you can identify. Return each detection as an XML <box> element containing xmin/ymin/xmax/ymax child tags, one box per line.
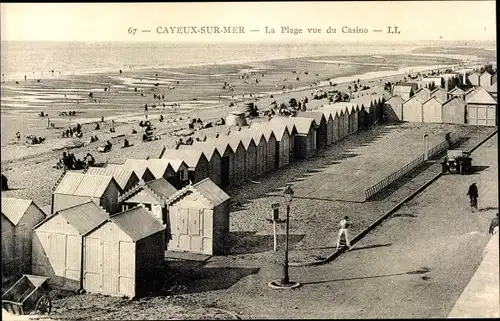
<box><xmin>348</xmin><ymin>243</ymin><xmax>393</xmax><ymax>252</ymax></box>
<box><xmin>301</xmin><ymin>267</ymin><xmax>430</xmax><ymax>285</ymax></box>
<box><xmin>465</xmin><ymin>165</ymin><xmax>490</xmax><ymax>175</ymax></box>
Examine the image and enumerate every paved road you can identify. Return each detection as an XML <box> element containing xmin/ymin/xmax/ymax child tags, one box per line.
<box><xmin>188</xmin><ymin>134</ymin><xmax>497</xmax><ymax>319</ymax></box>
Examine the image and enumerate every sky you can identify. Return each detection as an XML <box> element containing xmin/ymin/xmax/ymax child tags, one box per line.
<box><xmin>0</xmin><ymin>2</ymin><xmax>496</xmax><ymax>42</ymax></box>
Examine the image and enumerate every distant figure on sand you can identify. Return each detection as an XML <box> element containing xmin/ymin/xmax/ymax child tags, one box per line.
<box><xmin>467</xmin><ymin>183</ymin><xmax>478</xmax><ymax>212</ymax></box>
<box><xmin>336</xmin><ymin>216</ymin><xmax>352</xmax><ymax>250</ymax></box>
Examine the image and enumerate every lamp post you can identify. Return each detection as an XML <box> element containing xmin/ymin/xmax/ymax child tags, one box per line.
<box><xmin>282</xmin><ymin>185</ymin><xmax>294</xmax><ymax>285</ymax></box>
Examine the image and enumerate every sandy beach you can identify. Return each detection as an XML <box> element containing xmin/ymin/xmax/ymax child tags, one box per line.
<box><xmin>0</xmin><ymin>45</ymin><xmax>494</xmax><ymax>209</ymax></box>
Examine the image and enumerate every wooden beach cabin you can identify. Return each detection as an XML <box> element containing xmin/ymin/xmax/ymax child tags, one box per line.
<box><xmin>447</xmin><ymin>86</ymin><xmax>467</xmax><ymax>101</ymax></box>
<box><xmin>119</xmin><ymin>178</ymin><xmax>177</xmax><ymax>226</ymax></box>
<box><xmin>31</xmin><ymin>200</ymin><xmax>108</xmax><ymax>291</ymax></box>
<box><xmin>422</xmin><ymin>97</ymin><xmax>443</xmax><ymax>123</ymax></box>
<box><xmin>297</xmin><ymin>111</ymin><xmax>328</xmax><ymax>150</ymax></box>
<box><xmin>250</xmin><ymin>122</ymin><xmax>278</xmax><ymax>173</ymax></box>
<box><xmin>225</xmin><ymin>135</ymin><xmax>247</xmax><ymax>186</ymax></box>
<box><xmin>202</xmin><ymin>137</ymin><xmax>235</xmax><ymax>188</ymax></box>
<box><xmin>83</xmin><ymin>206</ymin><xmax>165</xmax><ymax>298</ymax></box>
<box><xmin>413</xmin><ymin>88</ymin><xmax>432</xmax><ymax>102</ymax></box>
<box><xmin>231</xmin><ymin>130</ymin><xmax>259</xmax><ymax>180</ymax></box>
<box><xmin>178</xmin><ymin>142</ymin><xmax>223</xmax><ymax>187</ymax></box>
<box><xmin>160</xmin><ymin>149</ymin><xmax>210</xmax><ymax>184</ymax></box>
<box><xmin>267</xmin><ymin>122</ymin><xmax>291</xmax><ymax>169</ymax></box>
<box><xmin>52</xmin><ymin>173</ymin><xmax>121</xmax><ymax>214</ymax></box>
<box><xmin>442</xmin><ymin>97</ymin><xmax>466</xmax><ymax>124</ymax></box>
<box><xmin>402</xmin><ymin>94</ymin><xmax>428</xmax><ymax>123</ymax></box>
<box><xmin>85</xmin><ymin>167</ymin><xmax>139</xmax><ymax>193</ymax></box>
<box><xmin>317</xmin><ymin>106</ymin><xmax>341</xmax><ymax>143</ymax></box>
<box><xmin>124</xmin><ymin>158</ymin><xmax>189</xmax><ymax>189</ymax></box>
<box><xmin>430</xmin><ymin>87</ymin><xmax>448</xmax><ymax>103</ymax></box>
<box><xmin>384</xmin><ymin>96</ymin><xmax>405</xmax><ymax>122</ymax></box>
<box><xmin>466</xmin><ymin>87</ymin><xmax>497</xmax><ymax>126</ymax></box>
<box><xmin>105</xmin><ymin>163</ymin><xmax>155</xmax><ymax>183</ymax></box>
<box><xmin>166</xmin><ymin>178</ymin><xmax>231</xmax><ymax>255</ymax></box>
<box><xmin>286</xmin><ymin>116</ymin><xmax>317</xmax><ymax>160</ymax></box>
<box><xmin>2</xmin><ymin>197</ymin><xmax>46</xmax><ymax>282</ymax></box>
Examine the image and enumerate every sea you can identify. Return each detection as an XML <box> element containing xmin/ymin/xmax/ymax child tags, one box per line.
<box><xmin>1</xmin><ymin>40</ymin><xmax>493</xmax><ymax>80</ymax></box>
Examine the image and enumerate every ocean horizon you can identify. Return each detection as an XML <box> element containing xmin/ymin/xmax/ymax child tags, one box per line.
<box><xmin>1</xmin><ymin>40</ymin><xmax>495</xmax><ymax>81</ymax></box>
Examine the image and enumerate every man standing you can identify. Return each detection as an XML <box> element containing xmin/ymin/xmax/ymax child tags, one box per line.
<box><xmin>488</xmin><ymin>213</ymin><xmax>499</xmax><ymax>235</ymax></box>
<box><xmin>467</xmin><ymin>183</ymin><xmax>478</xmax><ymax>212</ymax></box>
<box><xmin>336</xmin><ymin>216</ymin><xmax>352</xmax><ymax>250</ymax></box>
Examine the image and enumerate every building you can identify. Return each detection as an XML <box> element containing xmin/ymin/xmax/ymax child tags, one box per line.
<box><xmin>119</xmin><ymin>178</ymin><xmax>177</xmax><ymax>227</ymax></box>
<box><xmin>442</xmin><ymin>97</ymin><xmax>466</xmax><ymax>124</ymax></box>
<box><xmin>297</xmin><ymin>111</ymin><xmax>328</xmax><ymax>149</ymax></box>
<box><xmin>178</xmin><ymin>142</ymin><xmax>223</xmax><ymax>187</ymax></box>
<box><xmin>467</xmin><ymin>72</ymin><xmax>481</xmax><ymax>86</ymax></box>
<box><xmin>421</xmin><ymin>77</ymin><xmax>444</xmax><ymax>89</ymax></box>
<box><xmin>448</xmin><ymin>86</ymin><xmax>467</xmax><ymax>101</ymax></box>
<box><xmin>316</xmin><ymin>109</ymin><xmax>335</xmax><ymax>145</ymax></box>
<box><xmin>250</xmin><ymin>122</ymin><xmax>278</xmax><ymax>173</ymax></box>
<box><xmin>31</xmin><ymin>201</ymin><xmax>108</xmax><ymax>291</ymax></box>
<box><xmin>83</xmin><ymin>206</ymin><xmax>165</xmax><ymax>298</ymax></box>
<box><xmin>422</xmin><ymin>97</ymin><xmax>443</xmax><ymax>123</ymax></box>
<box><xmin>52</xmin><ymin>173</ymin><xmax>121</xmax><ymax>214</ymax></box>
<box><xmin>85</xmin><ymin>167</ymin><xmax>139</xmax><ymax>193</ymax></box>
<box><xmin>413</xmin><ymin>88</ymin><xmax>432</xmax><ymax>102</ymax></box>
<box><xmin>160</xmin><ymin>149</ymin><xmax>209</xmax><ymax>184</ymax></box>
<box><xmin>166</xmin><ymin>178</ymin><xmax>231</xmax><ymax>255</ymax></box>
<box><xmin>384</xmin><ymin>96</ymin><xmax>405</xmax><ymax>121</ymax></box>
<box><xmin>231</xmin><ymin>131</ymin><xmax>258</xmax><ymax>181</ymax></box>
<box><xmin>105</xmin><ymin>163</ymin><xmax>155</xmax><ymax>182</ymax></box>
<box><xmin>402</xmin><ymin>94</ymin><xmax>430</xmax><ymax>123</ymax></box>
<box><xmin>479</xmin><ymin>71</ymin><xmax>493</xmax><ymax>87</ymax></box>
<box><xmin>393</xmin><ymin>84</ymin><xmax>415</xmax><ymax>101</ymax></box>
<box><xmin>267</xmin><ymin>121</ymin><xmax>292</xmax><ymax>168</ymax></box>
<box><xmin>2</xmin><ymin>197</ymin><xmax>46</xmax><ymax>282</ymax></box>
<box><xmin>485</xmin><ymin>81</ymin><xmax>498</xmax><ymax>100</ymax></box>
<box><xmin>466</xmin><ymin>87</ymin><xmax>497</xmax><ymax>126</ymax></box>
<box><xmin>124</xmin><ymin>158</ymin><xmax>189</xmax><ymax>189</ymax></box>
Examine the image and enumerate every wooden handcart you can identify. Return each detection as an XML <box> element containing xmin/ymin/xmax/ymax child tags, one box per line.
<box><xmin>2</xmin><ymin>274</ymin><xmax>52</xmax><ymax>315</ymax></box>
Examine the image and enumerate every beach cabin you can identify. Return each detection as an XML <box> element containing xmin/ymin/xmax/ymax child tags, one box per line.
<box><xmin>414</xmin><ymin>88</ymin><xmax>432</xmax><ymax>102</ymax></box>
<box><xmin>479</xmin><ymin>71</ymin><xmax>493</xmax><ymax>87</ymax></box>
<box><xmin>52</xmin><ymin>173</ymin><xmax>121</xmax><ymax>214</ymax></box>
<box><xmin>297</xmin><ymin>111</ymin><xmax>328</xmax><ymax>150</ymax></box>
<box><xmin>430</xmin><ymin>88</ymin><xmax>448</xmax><ymax>103</ymax></box>
<box><xmin>2</xmin><ymin>197</ymin><xmax>46</xmax><ymax>282</ymax></box>
<box><xmin>105</xmin><ymin>163</ymin><xmax>155</xmax><ymax>183</ymax></box>
<box><xmin>119</xmin><ymin>178</ymin><xmax>177</xmax><ymax>227</ymax></box>
<box><xmin>392</xmin><ymin>85</ymin><xmax>414</xmax><ymax>101</ymax></box>
<box><xmin>268</xmin><ymin>122</ymin><xmax>291</xmax><ymax>168</ymax></box>
<box><xmin>288</xmin><ymin>117</ymin><xmax>317</xmax><ymax>160</ymax></box>
<box><xmin>231</xmin><ymin>130</ymin><xmax>258</xmax><ymax>181</ymax></box>
<box><xmin>248</xmin><ymin>129</ymin><xmax>268</xmax><ymax>176</ymax></box>
<box><xmin>179</xmin><ymin>142</ymin><xmax>223</xmax><ymax>187</ymax></box>
<box><xmin>448</xmin><ymin>87</ymin><xmax>467</xmax><ymax>101</ymax></box>
<box><xmin>316</xmin><ymin>109</ymin><xmax>335</xmax><ymax>146</ymax></box>
<box><xmin>251</xmin><ymin>122</ymin><xmax>278</xmax><ymax>173</ymax></box>
<box><xmin>384</xmin><ymin>96</ymin><xmax>405</xmax><ymax>122</ymax></box>
<box><xmin>166</xmin><ymin>178</ymin><xmax>231</xmax><ymax>255</ymax></box>
<box><xmin>422</xmin><ymin>77</ymin><xmax>444</xmax><ymax>89</ymax></box>
<box><xmin>422</xmin><ymin>97</ymin><xmax>443</xmax><ymax>123</ymax></box>
<box><xmin>31</xmin><ymin>201</ymin><xmax>108</xmax><ymax>291</ymax></box>
<box><xmin>225</xmin><ymin>136</ymin><xmax>247</xmax><ymax>186</ymax></box>
<box><xmin>160</xmin><ymin>149</ymin><xmax>209</xmax><ymax>184</ymax></box>
<box><xmin>124</xmin><ymin>158</ymin><xmax>189</xmax><ymax>189</ymax></box>
<box><xmin>467</xmin><ymin>72</ymin><xmax>481</xmax><ymax>87</ymax></box>
<box><xmin>83</xmin><ymin>206</ymin><xmax>165</xmax><ymax>298</ymax></box>
<box><xmin>442</xmin><ymin>97</ymin><xmax>466</xmax><ymax>124</ymax></box>
<box><xmin>203</xmin><ymin>138</ymin><xmax>235</xmax><ymax>188</ymax></box>
<box><xmin>334</xmin><ymin>106</ymin><xmax>349</xmax><ymax>139</ymax></box>
<box><xmin>466</xmin><ymin>87</ymin><xmax>497</xmax><ymax>126</ymax></box>
<box><xmin>402</xmin><ymin>94</ymin><xmax>429</xmax><ymax>123</ymax></box>
<box><xmin>485</xmin><ymin>81</ymin><xmax>497</xmax><ymax>100</ymax></box>
<box><xmin>85</xmin><ymin>167</ymin><xmax>139</xmax><ymax>193</ymax></box>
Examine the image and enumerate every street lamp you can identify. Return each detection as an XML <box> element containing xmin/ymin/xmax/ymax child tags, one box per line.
<box><xmin>282</xmin><ymin>185</ymin><xmax>294</xmax><ymax>285</ymax></box>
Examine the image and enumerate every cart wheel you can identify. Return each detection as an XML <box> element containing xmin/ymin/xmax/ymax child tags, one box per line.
<box><xmin>35</xmin><ymin>295</ymin><xmax>52</xmax><ymax>315</ymax></box>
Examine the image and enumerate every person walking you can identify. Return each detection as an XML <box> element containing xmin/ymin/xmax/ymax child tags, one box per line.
<box><xmin>336</xmin><ymin>216</ymin><xmax>352</xmax><ymax>250</ymax></box>
<box><xmin>488</xmin><ymin>213</ymin><xmax>499</xmax><ymax>235</ymax></box>
<box><xmin>467</xmin><ymin>183</ymin><xmax>479</xmax><ymax>212</ymax></box>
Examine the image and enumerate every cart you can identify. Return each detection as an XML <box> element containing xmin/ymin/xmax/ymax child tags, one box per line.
<box><xmin>2</xmin><ymin>274</ymin><xmax>52</xmax><ymax>315</ymax></box>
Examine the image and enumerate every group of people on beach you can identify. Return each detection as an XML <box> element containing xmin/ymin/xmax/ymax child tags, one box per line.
<box><xmin>62</xmin><ymin>123</ymin><xmax>83</xmax><ymax>138</ymax></box>
<box><xmin>56</xmin><ymin>152</ymin><xmax>95</xmax><ymax>170</ymax></box>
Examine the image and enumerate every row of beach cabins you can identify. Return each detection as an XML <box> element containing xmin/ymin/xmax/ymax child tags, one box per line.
<box><xmin>2</xmin><ymin>96</ymin><xmax>385</xmax><ymax>298</ymax></box>
<box><xmin>388</xmin><ymin>68</ymin><xmax>497</xmax><ymax>126</ymax></box>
